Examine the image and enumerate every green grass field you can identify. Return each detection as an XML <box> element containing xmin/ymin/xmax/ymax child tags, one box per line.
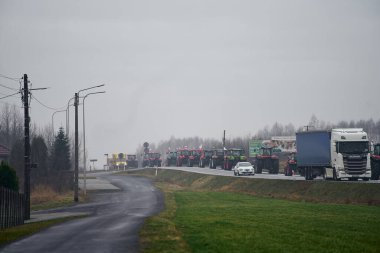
<box><xmin>131</xmin><ymin>169</ymin><xmax>380</xmax><ymax>253</ymax></box>
<box><xmin>142</xmin><ymin>190</ymin><xmax>380</xmax><ymax>253</ymax></box>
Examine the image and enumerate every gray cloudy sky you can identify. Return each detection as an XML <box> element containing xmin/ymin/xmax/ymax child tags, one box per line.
<box><xmin>1</xmin><ymin>0</ymin><xmax>379</xmax><ymax>165</ymax></box>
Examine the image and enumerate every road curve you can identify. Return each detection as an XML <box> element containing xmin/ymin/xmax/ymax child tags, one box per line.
<box><xmin>0</xmin><ymin>174</ymin><xmax>164</xmax><ymax>253</ymax></box>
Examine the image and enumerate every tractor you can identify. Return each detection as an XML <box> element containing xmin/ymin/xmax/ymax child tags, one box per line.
<box><xmin>371</xmin><ymin>143</ymin><xmax>380</xmax><ymax>180</ymax></box>
<box><xmin>142</xmin><ymin>153</ymin><xmax>150</xmax><ymax>167</ymax></box>
<box><xmin>284</xmin><ymin>153</ymin><xmax>297</xmax><ymax>176</ymax></box>
<box><xmin>149</xmin><ymin>152</ymin><xmax>162</xmax><ymax>167</ymax></box>
<box><xmin>209</xmin><ymin>149</ymin><xmax>224</xmax><ymax>169</ymax></box>
<box><xmin>126</xmin><ymin>154</ymin><xmax>138</xmax><ymax>168</ymax></box>
<box><xmin>198</xmin><ymin>149</ymin><xmax>213</xmax><ymax>168</ymax></box>
<box><xmin>176</xmin><ymin>148</ymin><xmax>190</xmax><ymax>167</ymax></box>
<box><xmin>187</xmin><ymin>149</ymin><xmax>201</xmax><ymax>167</ymax></box>
<box><xmin>142</xmin><ymin>152</ymin><xmax>162</xmax><ymax>167</ymax></box>
<box><xmin>223</xmin><ymin>148</ymin><xmax>247</xmax><ymax>170</ymax></box>
<box><xmin>166</xmin><ymin>151</ymin><xmax>177</xmax><ymax>166</ymax></box>
<box><xmin>255</xmin><ymin>147</ymin><xmax>279</xmax><ymax>174</ymax></box>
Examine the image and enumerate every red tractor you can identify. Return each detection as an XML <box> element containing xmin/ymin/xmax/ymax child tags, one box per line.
<box><xmin>371</xmin><ymin>143</ymin><xmax>380</xmax><ymax>180</ymax></box>
<box><xmin>198</xmin><ymin>149</ymin><xmax>213</xmax><ymax>168</ymax></box>
<box><xmin>142</xmin><ymin>152</ymin><xmax>162</xmax><ymax>167</ymax></box>
<box><xmin>176</xmin><ymin>148</ymin><xmax>190</xmax><ymax>167</ymax></box>
<box><xmin>255</xmin><ymin>147</ymin><xmax>279</xmax><ymax>174</ymax></box>
<box><xmin>149</xmin><ymin>152</ymin><xmax>162</xmax><ymax>167</ymax></box>
<box><xmin>284</xmin><ymin>153</ymin><xmax>297</xmax><ymax>176</ymax></box>
<box><xmin>187</xmin><ymin>149</ymin><xmax>201</xmax><ymax>167</ymax></box>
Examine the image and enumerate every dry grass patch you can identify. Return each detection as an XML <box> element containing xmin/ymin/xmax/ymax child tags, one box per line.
<box><xmin>31</xmin><ymin>185</ymin><xmax>68</xmax><ymax>204</ymax></box>
<box><xmin>30</xmin><ymin>184</ymin><xmax>85</xmax><ymax>211</ymax></box>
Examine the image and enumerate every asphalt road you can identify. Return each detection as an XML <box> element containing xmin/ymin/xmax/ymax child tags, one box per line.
<box><xmin>0</xmin><ymin>174</ymin><xmax>164</xmax><ymax>253</ymax></box>
<box><xmin>161</xmin><ymin>165</ymin><xmax>380</xmax><ymax>183</ymax></box>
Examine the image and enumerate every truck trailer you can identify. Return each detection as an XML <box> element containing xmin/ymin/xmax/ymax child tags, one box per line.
<box><xmin>296</xmin><ymin>129</ymin><xmax>371</xmax><ymax>181</ymax></box>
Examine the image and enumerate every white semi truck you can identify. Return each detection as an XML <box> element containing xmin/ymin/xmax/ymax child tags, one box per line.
<box><xmin>296</xmin><ymin>128</ymin><xmax>371</xmax><ymax>181</ymax></box>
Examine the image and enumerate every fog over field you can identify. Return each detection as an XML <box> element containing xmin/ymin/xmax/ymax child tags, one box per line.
<box><xmin>0</xmin><ymin>0</ymin><xmax>379</xmax><ymax>165</ymax></box>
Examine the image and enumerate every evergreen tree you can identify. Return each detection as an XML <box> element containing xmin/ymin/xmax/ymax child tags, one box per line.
<box><xmin>31</xmin><ymin>136</ymin><xmax>49</xmax><ymax>176</ymax></box>
<box><xmin>50</xmin><ymin>127</ymin><xmax>71</xmax><ymax>171</ymax></box>
<box><xmin>0</xmin><ymin>161</ymin><xmax>19</xmax><ymax>191</ymax></box>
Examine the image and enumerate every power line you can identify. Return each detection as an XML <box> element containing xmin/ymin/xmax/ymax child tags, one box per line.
<box><xmin>0</xmin><ymin>91</ymin><xmax>20</xmax><ymax>100</ymax></box>
<box><xmin>30</xmin><ymin>93</ymin><xmax>66</xmax><ymax>111</ymax></box>
<box><xmin>0</xmin><ymin>83</ymin><xmax>19</xmax><ymax>91</ymax></box>
<box><xmin>0</xmin><ymin>73</ymin><xmax>20</xmax><ymax>82</ymax></box>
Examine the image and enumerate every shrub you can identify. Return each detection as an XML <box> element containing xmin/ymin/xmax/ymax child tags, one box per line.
<box><xmin>0</xmin><ymin>161</ymin><xmax>19</xmax><ymax>191</ymax></box>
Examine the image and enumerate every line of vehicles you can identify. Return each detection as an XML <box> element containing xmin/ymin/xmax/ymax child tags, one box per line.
<box><xmin>166</xmin><ymin>147</ymin><xmax>248</xmax><ymax>170</ymax></box>
<box><xmin>164</xmin><ymin>128</ymin><xmax>380</xmax><ymax>181</ymax></box>
<box><xmin>111</xmin><ymin>128</ymin><xmax>380</xmax><ymax>181</ymax></box>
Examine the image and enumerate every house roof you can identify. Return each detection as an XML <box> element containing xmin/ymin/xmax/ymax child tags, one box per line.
<box><xmin>0</xmin><ymin>144</ymin><xmax>10</xmax><ymax>157</ymax></box>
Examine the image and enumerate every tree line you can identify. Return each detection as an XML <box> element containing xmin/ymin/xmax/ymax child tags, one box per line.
<box><xmin>141</xmin><ymin>115</ymin><xmax>380</xmax><ymax>157</ymax></box>
<box><xmin>0</xmin><ymin>104</ymin><xmax>72</xmax><ymax>192</ymax></box>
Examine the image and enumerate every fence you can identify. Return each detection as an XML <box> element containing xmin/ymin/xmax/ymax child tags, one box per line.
<box><xmin>0</xmin><ymin>186</ymin><xmax>24</xmax><ymax>229</ymax></box>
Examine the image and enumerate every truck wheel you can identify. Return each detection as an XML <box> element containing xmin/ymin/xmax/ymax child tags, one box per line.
<box><xmin>304</xmin><ymin>168</ymin><xmax>313</xmax><ymax>180</ymax></box>
<box><xmin>333</xmin><ymin>169</ymin><xmax>341</xmax><ymax>181</ymax></box>
<box><xmin>371</xmin><ymin>162</ymin><xmax>380</xmax><ymax>180</ymax></box>
<box><xmin>273</xmin><ymin>160</ymin><xmax>279</xmax><ymax>174</ymax></box>
<box><xmin>256</xmin><ymin>160</ymin><xmax>262</xmax><ymax>174</ymax></box>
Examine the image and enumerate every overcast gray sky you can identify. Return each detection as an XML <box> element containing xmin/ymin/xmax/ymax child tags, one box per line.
<box><xmin>1</xmin><ymin>0</ymin><xmax>379</xmax><ymax>166</ymax></box>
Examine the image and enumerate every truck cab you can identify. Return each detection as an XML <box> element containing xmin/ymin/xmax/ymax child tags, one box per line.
<box><xmin>328</xmin><ymin>129</ymin><xmax>371</xmax><ymax>181</ymax></box>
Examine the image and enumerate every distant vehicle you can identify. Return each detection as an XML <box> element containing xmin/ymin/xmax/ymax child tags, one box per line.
<box><xmin>166</xmin><ymin>151</ymin><xmax>177</xmax><ymax>166</ymax></box>
<box><xmin>224</xmin><ymin>148</ymin><xmax>247</xmax><ymax>170</ymax></box>
<box><xmin>176</xmin><ymin>148</ymin><xmax>190</xmax><ymax>167</ymax></box>
<box><xmin>255</xmin><ymin>147</ymin><xmax>279</xmax><ymax>174</ymax></box>
<box><xmin>210</xmin><ymin>149</ymin><xmax>224</xmax><ymax>169</ymax></box>
<box><xmin>296</xmin><ymin>128</ymin><xmax>371</xmax><ymax>181</ymax></box>
<box><xmin>149</xmin><ymin>152</ymin><xmax>162</xmax><ymax>167</ymax></box>
<box><xmin>233</xmin><ymin>162</ymin><xmax>254</xmax><ymax>176</ymax></box>
<box><xmin>126</xmin><ymin>154</ymin><xmax>138</xmax><ymax>168</ymax></box>
<box><xmin>109</xmin><ymin>153</ymin><xmax>126</xmax><ymax>170</ymax></box>
<box><xmin>198</xmin><ymin>149</ymin><xmax>213</xmax><ymax>168</ymax></box>
<box><xmin>371</xmin><ymin>143</ymin><xmax>380</xmax><ymax>180</ymax></box>
<box><xmin>188</xmin><ymin>149</ymin><xmax>201</xmax><ymax>167</ymax></box>
<box><xmin>142</xmin><ymin>152</ymin><xmax>162</xmax><ymax>167</ymax></box>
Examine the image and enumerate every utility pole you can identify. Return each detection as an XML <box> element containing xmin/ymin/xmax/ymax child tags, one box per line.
<box><xmin>223</xmin><ymin>130</ymin><xmax>226</xmax><ymax>149</ymax></box>
<box><xmin>23</xmin><ymin>74</ymin><xmax>31</xmax><ymax>220</ymax></box>
<box><xmin>74</xmin><ymin>92</ymin><xmax>79</xmax><ymax>202</ymax></box>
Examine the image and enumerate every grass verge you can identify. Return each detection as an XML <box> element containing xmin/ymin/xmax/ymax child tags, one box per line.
<box><xmin>125</xmin><ymin>168</ymin><xmax>380</xmax><ymax>205</ymax></box>
<box><xmin>126</xmin><ymin>169</ymin><xmax>380</xmax><ymax>253</ymax></box>
<box><xmin>0</xmin><ymin>216</ymin><xmax>83</xmax><ymax>247</ymax></box>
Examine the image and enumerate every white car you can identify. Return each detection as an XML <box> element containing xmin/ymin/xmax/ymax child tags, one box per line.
<box><xmin>233</xmin><ymin>162</ymin><xmax>255</xmax><ymax>176</ymax></box>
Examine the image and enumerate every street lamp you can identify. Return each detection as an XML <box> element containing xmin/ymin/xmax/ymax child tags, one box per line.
<box><xmin>82</xmin><ymin>91</ymin><xmax>105</xmax><ymax>196</ymax></box>
<box><xmin>52</xmin><ymin>109</ymin><xmax>66</xmax><ymax>137</ymax></box>
<box><xmin>74</xmin><ymin>84</ymin><xmax>105</xmax><ymax>202</ymax></box>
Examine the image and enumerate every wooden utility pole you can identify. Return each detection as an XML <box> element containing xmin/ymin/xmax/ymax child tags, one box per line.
<box><xmin>74</xmin><ymin>92</ymin><xmax>79</xmax><ymax>202</ymax></box>
<box><xmin>23</xmin><ymin>74</ymin><xmax>31</xmax><ymax>220</ymax></box>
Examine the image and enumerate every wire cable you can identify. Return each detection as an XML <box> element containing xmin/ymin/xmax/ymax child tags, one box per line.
<box><xmin>0</xmin><ymin>91</ymin><xmax>21</xmax><ymax>100</ymax></box>
<box><xmin>0</xmin><ymin>83</ymin><xmax>19</xmax><ymax>91</ymax></box>
<box><xmin>0</xmin><ymin>73</ymin><xmax>20</xmax><ymax>82</ymax></box>
<box><xmin>30</xmin><ymin>93</ymin><xmax>66</xmax><ymax>111</ymax></box>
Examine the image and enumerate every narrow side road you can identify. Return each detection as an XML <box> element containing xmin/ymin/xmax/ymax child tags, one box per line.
<box><xmin>0</xmin><ymin>174</ymin><xmax>164</xmax><ymax>253</ymax></box>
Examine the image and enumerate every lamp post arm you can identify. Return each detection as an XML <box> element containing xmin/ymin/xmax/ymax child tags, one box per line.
<box><xmin>82</xmin><ymin>90</ymin><xmax>105</xmax><ymax>196</ymax></box>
